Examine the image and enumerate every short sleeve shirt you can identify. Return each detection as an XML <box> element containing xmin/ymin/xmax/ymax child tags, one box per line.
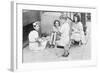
<box><xmin>28</xmin><ymin>30</ymin><xmax>39</xmax><ymax>42</ymax></box>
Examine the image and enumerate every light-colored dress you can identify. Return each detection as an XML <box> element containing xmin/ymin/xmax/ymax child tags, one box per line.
<box><xmin>71</xmin><ymin>22</ymin><xmax>86</xmax><ymax>44</ymax></box>
<box><xmin>56</xmin><ymin>21</ymin><xmax>70</xmax><ymax>47</ymax></box>
<box><xmin>28</xmin><ymin>30</ymin><xmax>47</xmax><ymax>51</ymax></box>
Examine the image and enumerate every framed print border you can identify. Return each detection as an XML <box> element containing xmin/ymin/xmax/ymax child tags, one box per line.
<box><xmin>11</xmin><ymin>1</ymin><xmax>97</xmax><ymax>72</ymax></box>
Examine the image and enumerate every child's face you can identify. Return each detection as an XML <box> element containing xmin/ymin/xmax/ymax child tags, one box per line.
<box><xmin>55</xmin><ymin>21</ymin><xmax>59</xmax><ymax>27</ymax></box>
<box><xmin>74</xmin><ymin>17</ymin><xmax>78</xmax><ymax>22</ymax></box>
<box><xmin>34</xmin><ymin>25</ymin><xmax>40</xmax><ymax>31</ymax></box>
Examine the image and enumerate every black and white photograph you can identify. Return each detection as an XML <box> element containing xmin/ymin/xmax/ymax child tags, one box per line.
<box><xmin>11</xmin><ymin>2</ymin><xmax>97</xmax><ymax>71</ymax></box>
<box><xmin>22</xmin><ymin>9</ymin><xmax>91</xmax><ymax>63</ymax></box>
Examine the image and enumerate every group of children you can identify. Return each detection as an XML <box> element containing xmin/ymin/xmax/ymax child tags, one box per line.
<box><xmin>28</xmin><ymin>14</ymin><xmax>86</xmax><ymax>57</ymax></box>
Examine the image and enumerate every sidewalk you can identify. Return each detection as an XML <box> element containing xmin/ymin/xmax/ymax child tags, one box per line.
<box><xmin>23</xmin><ymin>39</ymin><xmax>90</xmax><ymax>62</ymax></box>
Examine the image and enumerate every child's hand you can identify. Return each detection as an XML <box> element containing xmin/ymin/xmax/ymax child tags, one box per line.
<box><xmin>38</xmin><ymin>38</ymin><xmax>43</xmax><ymax>42</ymax></box>
<box><xmin>35</xmin><ymin>38</ymin><xmax>42</xmax><ymax>42</ymax></box>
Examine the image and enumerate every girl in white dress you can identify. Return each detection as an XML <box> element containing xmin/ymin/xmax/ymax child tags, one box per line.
<box><xmin>71</xmin><ymin>14</ymin><xmax>86</xmax><ymax>45</ymax></box>
<box><xmin>28</xmin><ymin>21</ymin><xmax>47</xmax><ymax>51</ymax></box>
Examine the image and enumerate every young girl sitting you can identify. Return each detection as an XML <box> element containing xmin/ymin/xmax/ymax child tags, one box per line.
<box><xmin>49</xmin><ymin>20</ymin><xmax>61</xmax><ymax>48</ymax></box>
<box><xmin>28</xmin><ymin>21</ymin><xmax>47</xmax><ymax>51</ymax></box>
<box><xmin>71</xmin><ymin>14</ymin><xmax>86</xmax><ymax>45</ymax></box>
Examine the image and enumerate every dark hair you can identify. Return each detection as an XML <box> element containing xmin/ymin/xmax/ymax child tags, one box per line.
<box><xmin>53</xmin><ymin>20</ymin><xmax>60</xmax><ymax>27</ymax></box>
<box><xmin>73</xmin><ymin>14</ymin><xmax>81</xmax><ymax>22</ymax></box>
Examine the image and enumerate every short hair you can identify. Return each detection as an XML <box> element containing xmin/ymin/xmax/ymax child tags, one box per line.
<box><xmin>59</xmin><ymin>15</ymin><xmax>68</xmax><ymax>20</ymax></box>
<box><xmin>32</xmin><ymin>21</ymin><xmax>40</xmax><ymax>28</ymax></box>
<box><xmin>53</xmin><ymin>20</ymin><xmax>60</xmax><ymax>27</ymax></box>
<box><xmin>73</xmin><ymin>14</ymin><xmax>81</xmax><ymax>22</ymax></box>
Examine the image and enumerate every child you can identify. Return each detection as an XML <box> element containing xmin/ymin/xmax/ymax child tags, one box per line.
<box><xmin>56</xmin><ymin>16</ymin><xmax>70</xmax><ymax>57</ymax></box>
<box><xmin>28</xmin><ymin>21</ymin><xmax>47</xmax><ymax>51</ymax></box>
<box><xmin>71</xmin><ymin>14</ymin><xmax>86</xmax><ymax>45</ymax></box>
<box><xmin>49</xmin><ymin>20</ymin><xmax>61</xmax><ymax>48</ymax></box>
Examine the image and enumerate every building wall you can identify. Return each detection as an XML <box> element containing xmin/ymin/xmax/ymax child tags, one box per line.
<box><xmin>23</xmin><ymin>10</ymin><xmax>41</xmax><ymax>47</ymax></box>
<box><xmin>23</xmin><ymin>10</ymin><xmax>40</xmax><ymax>26</ymax></box>
<box><xmin>40</xmin><ymin>12</ymin><xmax>61</xmax><ymax>34</ymax></box>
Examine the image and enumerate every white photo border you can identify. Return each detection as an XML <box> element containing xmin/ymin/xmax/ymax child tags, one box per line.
<box><xmin>11</xmin><ymin>1</ymin><xmax>97</xmax><ymax>71</ymax></box>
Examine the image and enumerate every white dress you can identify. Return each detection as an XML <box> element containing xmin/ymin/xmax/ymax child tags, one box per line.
<box><xmin>71</xmin><ymin>22</ymin><xmax>86</xmax><ymax>44</ymax></box>
<box><xmin>28</xmin><ymin>30</ymin><xmax>47</xmax><ymax>51</ymax></box>
<box><xmin>56</xmin><ymin>21</ymin><xmax>70</xmax><ymax>46</ymax></box>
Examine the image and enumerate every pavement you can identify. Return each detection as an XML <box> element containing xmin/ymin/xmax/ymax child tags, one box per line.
<box><xmin>23</xmin><ymin>39</ymin><xmax>90</xmax><ymax>63</ymax></box>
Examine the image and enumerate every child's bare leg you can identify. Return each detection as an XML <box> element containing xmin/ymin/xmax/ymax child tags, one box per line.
<box><xmin>50</xmin><ymin>33</ymin><xmax>54</xmax><ymax>45</ymax></box>
<box><xmin>62</xmin><ymin>45</ymin><xmax>69</xmax><ymax>57</ymax></box>
<box><xmin>53</xmin><ymin>32</ymin><xmax>56</xmax><ymax>45</ymax></box>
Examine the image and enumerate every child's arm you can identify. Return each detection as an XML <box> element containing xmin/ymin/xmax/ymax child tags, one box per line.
<box><xmin>35</xmin><ymin>37</ymin><xmax>42</xmax><ymax>42</ymax></box>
